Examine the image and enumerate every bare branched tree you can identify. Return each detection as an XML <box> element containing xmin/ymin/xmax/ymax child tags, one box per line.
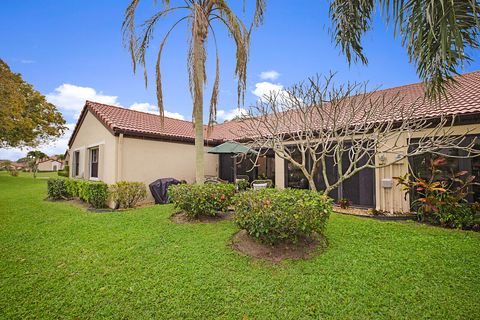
<box><xmin>237</xmin><ymin>74</ymin><xmax>479</xmax><ymax>195</ymax></box>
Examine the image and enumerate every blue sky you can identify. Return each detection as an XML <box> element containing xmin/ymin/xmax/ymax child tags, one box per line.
<box><xmin>1</xmin><ymin>0</ymin><xmax>479</xmax><ymax>160</ymax></box>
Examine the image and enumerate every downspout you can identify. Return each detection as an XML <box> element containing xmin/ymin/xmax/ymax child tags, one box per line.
<box><xmin>116</xmin><ymin>133</ymin><xmax>124</xmax><ymax>182</ymax></box>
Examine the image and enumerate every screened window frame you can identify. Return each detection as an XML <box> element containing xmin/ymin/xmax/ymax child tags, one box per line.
<box><xmin>89</xmin><ymin>147</ymin><xmax>99</xmax><ymax>180</ymax></box>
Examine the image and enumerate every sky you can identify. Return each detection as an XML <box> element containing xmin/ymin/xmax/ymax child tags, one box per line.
<box><xmin>1</xmin><ymin>0</ymin><xmax>479</xmax><ymax>160</ymax></box>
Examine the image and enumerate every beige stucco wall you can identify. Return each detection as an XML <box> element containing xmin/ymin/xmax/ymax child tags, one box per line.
<box><xmin>273</xmin><ymin>123</ymin><xmax>480</xmax><ymax>213</ymax></box>
<box><xmin>374</xmin><ymin>123</ymin><xmax>480</xmax><ymax>213</ymax></box>
<box><xmin>120</xmin><ymin>136</ymin><xmax>219</xmax><ymax>202</ymax></box>
<box><xmin>68</xmin><ymin>109</ymin><xmax>220</xmax><ymax>206</ymax></box>
<box><xmin>68</xmin><ymin>111</ymin><xmax>117</xmax><ymax>184</ymax></box>
<box><xmin>38</xmin><ymin>160</ymin><xmax>63</xmax><ymax>171</ymax></box>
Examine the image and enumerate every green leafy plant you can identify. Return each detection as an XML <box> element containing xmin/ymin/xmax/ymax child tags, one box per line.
<box><xmin>62</xmin><ymin>178</ymin><xmax>108</xmax><ymax>208</ymax></box>
<box><xmin>394</xmin><ymin>157</ymin><xmax>478</xmax><ymax>229</ymax></box>
<box><xmin>433</xmin><ymin>203</ymin><xmax>477</xmax><ymax>229</ymax></box>
<box><xmin>236</xmin><ymin>179</ymin><xmax>250</xmax><ymax>192</ymax></box>
<box><xmin>64</xmin><ymin>178</ymin><xmax>80</xmax><ymax>197</ymax></box>
<box><xmin>80</xmin><ymin>181</ymin><xmax>109</xmax><ymax>208</ymax></box>
<box><xmin>47</xmin><ymin>178</ymin><xmax>69</xmax><ymax>200</ymax></box>
<box><xmin>337</xmin><ymin>198</ymin><xmax>351</xmax><ymax>209</ymax></box>
<box><xmin>110</xmin><ymin>181</ymin><xmax>147</xmax><ymax>209</ymax></box>
<box><xmin>169</xmin><ymin>183</ymin><xmax>236</xmax><ymax>218</ymax></box>
<box><xmin>233</xmin><ymin>188</ymin><xmax>333</xmax><ymax>245</ymax></box>
<box><xmin>57</xmin><ymin>165</ymin><xmax>69</xmax><ymax>177</ymax></box>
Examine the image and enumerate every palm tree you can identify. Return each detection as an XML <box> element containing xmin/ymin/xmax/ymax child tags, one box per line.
<box><xmin>26</xmin><ymin>150</ymin><xmax>47</xmax><ymax>178</ymax></box>
<box><xmin>123</xmin><ymin>0</ymin><xmax>266</xmax><ymax>184</ymax></box>
<box><xmin>329</xmin><ymin>0</ymin><xmax>479</xmax><ymax>98</ymax></box>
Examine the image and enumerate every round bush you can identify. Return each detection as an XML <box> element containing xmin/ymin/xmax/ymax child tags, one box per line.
<box><xmin>169</xmin><ymin>183</ymin><xmax>236</xmax><ymax>218</ymax></box>
<box><xmin>110</xmin><ymin>181</ymin><xmax>147</xmax><ymax>208</ymax></box>
<box><xmin>233</xmin><ymin>188</ymin><xmax>333</xmax><ymax>245</ymax></box>
<box><xmin>47</xmin><ymin>178</ymin><xmax>68</xmax><ymax>200</ymax></box>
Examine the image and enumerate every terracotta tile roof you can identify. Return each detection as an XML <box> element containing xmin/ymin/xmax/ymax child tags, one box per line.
<box><xmin>209</xmin><ymin>70</ymin><xmax>480</xmax><ymax>141</ymax></box>
<box><xmin>69</xmin><ymin>71</ymin><xmax>480</xmax><ymax>147</ymax></box>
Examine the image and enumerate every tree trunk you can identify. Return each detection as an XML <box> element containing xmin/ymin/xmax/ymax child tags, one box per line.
<box><xmin>192</xmin><ymin>31</ymin><xmax>205</xmax><ymax>184</ymax></box>
<box><xmin>307</xmin><ymin>176</ymin><xmax>317</xmax><ymax>191</ymax></box>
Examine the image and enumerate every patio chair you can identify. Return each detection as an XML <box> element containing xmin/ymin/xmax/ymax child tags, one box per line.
<box><xmin>251</xmin><ymin>179</ymin><xmax>273</xmax><ymax>190</ymax></box>
<box><xmin>236</xmin><ymin>175</ymin><xmax>250</xmax><ymax>182</ymax></box>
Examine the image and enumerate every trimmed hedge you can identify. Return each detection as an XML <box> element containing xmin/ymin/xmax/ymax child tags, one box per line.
<box><xmin>110</xmin><ymin>181</ymin><xmax>147</xmax><ymax>208</ymax></box>
<box><xmin>80</xmin><ymin>181</ymin><xmax>109</xmax><ymax>208</ymax></box>
<box><xmin>57</xmin><ymin>165</ymin><xmax>69</xmax><ymax>177</ymax></box>
<box><xmin>169</xmin><ymin>183</ymin><xmax>236</xmax><ymax>218</ymax></box>
<box><xmin>48</xmin><ymin>178</ymin><xmax>108</xmax><ymax>208</ymax></box>
<box><xmin>233</xmin><ymin>188</ymin><xmax>333</xmax><ymax>245</ymax></box>
<box><xmin>64</xmin><ymin>178</ymin><xmax>81</xmax><ymax>197</ymax></box>
<box><xmin>47</xmin><ymin>178</ymin><xmax>69</xmax><ymax>200</ymax></box>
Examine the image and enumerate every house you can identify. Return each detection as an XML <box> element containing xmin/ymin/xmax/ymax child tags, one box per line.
<box><xmin>67</xmin><ymin>71</ymin><xmax>480</xmax><ymax>212</ymax></box>
<box><xmin>37</xmin><ymin>156</ymin><xmax>64</xmax><ymax>172</ymax></box>
<box><xmin>9</xmin><ymin>161</ymin><xmax>29</xmax><ymax>171</ymax></box>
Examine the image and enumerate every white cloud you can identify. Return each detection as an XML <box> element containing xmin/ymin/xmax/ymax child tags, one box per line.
<box><xmin>128</xmin><ymin>102</ymin><xmax>185</xmax><ymax>120</ymax></box>
<box><xmin>46</xmin><ymin>84</ymin><xmax>120</xmax><ymax>116</ymax></box>
<box><xmin>217</xmin><ymin>108</ymin><xmax>247</xmax><ymax>122</ymax></box>
<box><xmin>0</xmin><ymin>123</ymin><xmax>75</xmax><ymax>161</ymax></box>
<box><xmin>0</xmin><ymin>83</ymin><xmax>190</xmax><ymax>160</ymax></box>
<box><xmin>252</xmin><ymin>81</ymin><xmax>286</xmax><ymax>101</ymax></box>
<box><xmin>260</xmin><ymin>70</ymin><xmax>280</xmax><ymax>81</ymax></box>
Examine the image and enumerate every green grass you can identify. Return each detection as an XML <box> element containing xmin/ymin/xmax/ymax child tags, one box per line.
<box><xmin>1</xmin><ymin>173</ymin><xmax>479</xmax><ymax>319</ymax></box>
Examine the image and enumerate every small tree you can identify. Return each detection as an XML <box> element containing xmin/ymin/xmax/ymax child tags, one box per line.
<box><xmin>237</xmin><ymin>74</ymin><xmax>479</xmax><ymax>196</ymax></box>
<box><xmin>26</xmin><ymin>151</ymin><xmax>47</xmax><ymax>178</ymax></box>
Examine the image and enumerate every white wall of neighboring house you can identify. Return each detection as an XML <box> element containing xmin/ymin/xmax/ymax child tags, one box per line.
<box><xmin>37</xmin><ymin>159</ymin><xmax>64</xmax><ymax>171</ymax></box>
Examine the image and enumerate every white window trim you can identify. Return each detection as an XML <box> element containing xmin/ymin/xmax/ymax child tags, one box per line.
<box><xmin>72</xmin><ymin>149</ymin><xmax>81</xmax><ymax>178</ymax></box>
<box><xmin>88</xmin><ymin>147</ymin><xmax>100</xmax><ymax>180</ymax></box>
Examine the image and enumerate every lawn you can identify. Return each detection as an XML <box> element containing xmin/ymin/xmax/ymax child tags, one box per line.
<box><xmin>1</xmin><ymin>173</ymin><xmax>479</xmax><ymax>319</ymax></box>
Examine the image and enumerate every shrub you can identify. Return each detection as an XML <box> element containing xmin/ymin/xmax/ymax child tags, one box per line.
<box><xmin>337</xmin><ymin>198</ymin><xmax>351</xmax><ymax>209</ymax></box>
<box><xmin>233</xmin><ymin>188</ymin><xmax>333</xmax><ymax>245</ymax></box>
<box><xmin>57</xmin><ymin>165</ymin><xmax>69</xmax><ymax>177</ymax></box>
<box><xmin>236</xmin><ymin>179</ymin><xmax>250</xmax><ymax>191</ymax></box>
<box><xmin>110</xmin><ymin>181</ymin><xmax>147</xmax><ymax>208</ymax></box>
<box><xmin>169</xmin><ymin>183</ymin><xmax>236</xmax><ymax>218</ymax></box>
<box><xmin>8</xmin><ymin>168</ymin><xmax>19</xmax><ymax>177</ymax></box>
<box><xmin>80</xmin><ymin>181</ymin><xmax>109</xmax><ymax>208</ymax></box>
<box><xmin>64</xmin><ymin>178</ymin><xmax>80</xmax><ymax>197</ymax></box>
<box><xmin>432</xmin><ymin>203</ymin><xmax>477</xmax><ymax>229</ymax></box>
<box><xmin>394</xmin><ymin>156</ymin><xmax>478</xmax><ymax>229</ymax></box>
<box><xmin>47</xmin><ymin>178</ymin><xmax>69</xmax><ymax>200</ymax></box>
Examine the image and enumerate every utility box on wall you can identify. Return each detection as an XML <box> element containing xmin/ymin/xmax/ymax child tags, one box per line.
<box><xmin>381</xmin><ymin>178</ymin><xmax>393</xmax><ymax>188</ymax></box>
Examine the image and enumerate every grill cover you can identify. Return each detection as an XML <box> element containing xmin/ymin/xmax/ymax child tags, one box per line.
<box><xmin>149</xmin><ymin>178</ymin><xmax>181</xmax><ymax>204</ymax></box>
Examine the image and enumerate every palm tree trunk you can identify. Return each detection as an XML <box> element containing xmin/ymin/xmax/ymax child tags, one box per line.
<box><xmin>193</xmin><ymin>33</ymin><xmax>205</xmax><ymax>184</ymax></box>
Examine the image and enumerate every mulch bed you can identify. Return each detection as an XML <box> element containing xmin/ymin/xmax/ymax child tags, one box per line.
<box><xmin>231</xmin><ymin>230</ymin><xmax>327</xmax><ymax>263</ymax></box>
<box><xmin>170</xmin><ymin>211</ymin><xmax>234</xmax><ymax>224</ymax></box>
<box><xmin>334</xmin><ymin>206</ymin><xmax>416</xmax><ymax>221</ymax></box>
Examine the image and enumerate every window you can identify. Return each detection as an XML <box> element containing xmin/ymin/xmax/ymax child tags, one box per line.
<box><xmin>73</xmin><ymin>151</ymin><xmax>80</xmax><ymax>176</ymax></box>
<box><xmin>89</xmin><ymin>148</ymin><xmax>99</xmax><ymax>179</ymax></box>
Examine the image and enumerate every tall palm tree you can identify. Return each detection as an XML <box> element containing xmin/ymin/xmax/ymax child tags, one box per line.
<box><xmin>329</xmin><ymin>0</ymin><xmax>479</xmax><ymax>98</ymax></box>
<box><xmin>123</xmin><ymin>0</ymin><xmax>266</xmax><ymax>184</ymax></box>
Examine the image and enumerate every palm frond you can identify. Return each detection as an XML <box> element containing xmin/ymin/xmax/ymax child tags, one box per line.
<box><xmin>155</xmin><ymin>16</ymin><xmax>190</xmax><ymax>124</ymax></box>
<box><xmin>329</xmin><ymin>0</ymin><xmax>374</xmax><ymax>65</ymax></box>
<box><xmin>122</xmin><ymin>0</ymin><xmax>142</xmax><ymax>73</ymax></box>
<box><xmin>391</xmin><ymin>0</ymin><xmax>480</xmax><ymax>98</ymax></box>
<box><xmin>329</xmin><ymin>0</ymin><xmax>480</xmax><ymax>99</ymax></box>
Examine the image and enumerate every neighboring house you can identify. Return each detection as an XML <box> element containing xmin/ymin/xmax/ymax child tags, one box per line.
<box><xmin>37</xmin><ymin>156</ymin><xmax>64</xmax><ymax>172</ymax></box>
<box><xmin>67</xmin><ymin>71</ymin><xmax>480</xmax><ymax>211</ymax></box>
<box><xmin>10</xmin><ymin>162</ymin><xmax>29</xmax><ymax>171</ymax></box>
